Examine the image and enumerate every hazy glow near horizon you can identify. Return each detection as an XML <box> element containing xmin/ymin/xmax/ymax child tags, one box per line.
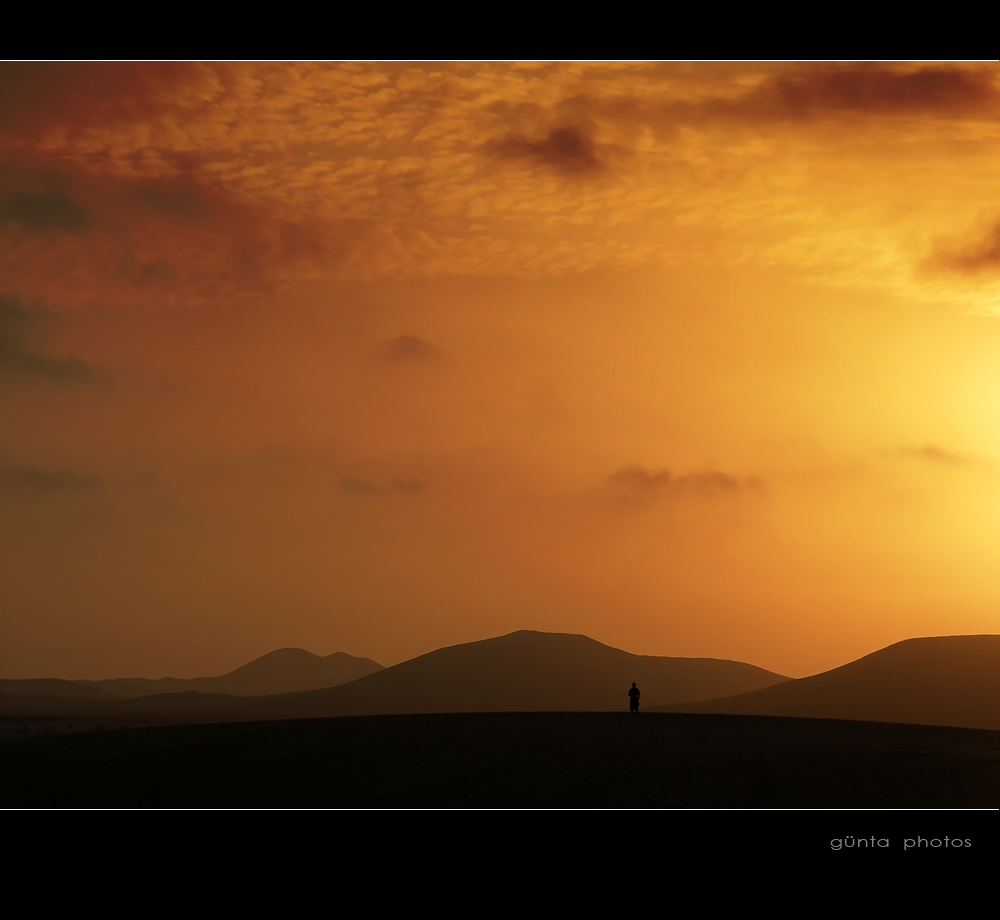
<box><xmin>2</xmin><ymin>61</ymin><xmax>1000</xmax><ymax>680</ymax></box>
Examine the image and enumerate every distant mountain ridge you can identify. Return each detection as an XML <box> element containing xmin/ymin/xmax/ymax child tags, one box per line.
<box><xmin>78</xmin><ymin>648</ymin><xmax>385</xmax><ymax>698</ymax></box>
<box><xmin>654</xmin><ymin>635</ymin><xmax>1000</xmax><ymax>731</ymax></box>
<box><xmin>8</xmin><ymin>633</ymin><xmax>1000</xmax><ymax>733</ymax></box>
<box><xmin>0</xmin><ymin>631</ymin><xmax>788</xmax><ymax>721</ymax></box>
<box><xmin>244</xmin><ymin>630</ymin><xmax>791</xmax><ymax>718</ymax></box>
<box><xmin>0</xmin><ymin>678</ymin><xmax>118</xmax><ymax>699</ymax></box>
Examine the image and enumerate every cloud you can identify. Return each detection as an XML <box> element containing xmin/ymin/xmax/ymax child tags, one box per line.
<box><xmin>927</xmin><ymin>217</ymin><xmax>1000</xmax><ymax>274</ymax></box>
<box><xmin>522</xmin><ymin>67</ymin><xmax>999</xmax><ymax>151</ymax></box>
<box><xmin>0</xmin><ymin>296</ymin><xmax>101</xmax><ymax>386</ymax></box>
<box><xmin>607</xmin><ymin>465</ymin><xmax>750</xmax><ymax>497</ymax></box>
<box><xmin>488</xmin><ymin>67</ymin><xmax>998</xmax><ymax>156</ymax></box>
<box><xmin>2</xmin><ymin>62</ymin><xmax>995</xmax><ymax>287</ymax></box>
<box><xmin>0</xmin><ymin>153</ymin><xmax>340</xmax><ymax>307</ymax></box>
<box><xmin>0</xmin><ymin>191</ymin><xmax>89</xmax><ymax>233</ymax></box>
<box><xmin>488</xmin><ymin>126</ymin><xmax>601</xmax><ymax>174</ymax></box>
<box><xmin>899</xmin><ymin>446</ymin><xmax>969</xmax><ymax>465</ymax></box>
<box><xmin>381</xmin><ymin>335</ymin><xmax>442</xmax><ymax>362</ymax></box>
<box><xmin>732</xmin><ymin>66</ymin><xmax>998</xmax><ymax>121</ymax></box>
<box><xmin>339</xmin><ymin>478</ymin><xmax>384</xmax><ymax>496</ymax></box>
<box><xmin>608</xmin><ymin>466</ymin><xmax>673</xmax><ymax>490</ymax></box>
<box><xmin>0</xmin><ymin>465</ymin><xmax>101</xmax><ymax>494</ymax></box>
<box><xmin>340</xmin><ymin>477</ymin><xmax>425</xmax><ymax>496</ymax></box>
<box><xmin>0</xmin><ymin>62</ymin><xmax>188</xmax><ymax>136</ymax></box>
<box><xmin>129</xmin><ymin>179</ymin><xmax>218</xmax><ymax>219</ymax></box>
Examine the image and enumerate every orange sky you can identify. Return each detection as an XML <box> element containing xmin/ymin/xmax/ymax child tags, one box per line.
<box><xmin>3</xmin><ymin>61</ymin><xmax>1000</xmax><ymax>679</ymax></box>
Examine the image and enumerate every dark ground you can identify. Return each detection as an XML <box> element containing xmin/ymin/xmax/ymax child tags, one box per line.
<box><xmin>2</xmin><ymin>711</ymin><xmax>999</xmax><ymax>808</ymax></box>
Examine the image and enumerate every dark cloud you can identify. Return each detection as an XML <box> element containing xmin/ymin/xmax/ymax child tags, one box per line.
<box><xmin>558</xmin><ymin>66</ymin><xmax>999</xmax><ymax>147</ymax></box>
<box><xmin>0</xmin><ymin>155</ymin><xmax>329</xmax><ymax>305</ymax></box>
<box><xmin>0</xmin><ymin>191</ymin><xmax>88</xmax><ymax>233</ymax></box>
<box><xmin>0</xmin><ymin>296</ymin><xmax>101</xmax><ymax>386</ymax></box>
<box><xmin>607</xmin><ymin>465</ymin><xmax>749</xmax><ymax>497</ymax></box>
<box><xmin>339</xmin><ymin>478</ymin><xmax>384</xmax><ymax>496</ymax></box>
<box><xmin>382</xmin><ymin>335</ymin><xmax>442</xmax><ymax>362</ymax></box>
<box><xmin>900</xmin><ymin>446</ymin><xmax>969</xmax><ymax>465</ymax></box>
<box><xmin>608</xmin><ymin>466</ymin><xmax>673</xmax><ymax>490</ymax></box>
<box><xmin>0</xmin><ymin>62</ymin><xmax>195</xmax><ymax>137</ymax></box>
<box><xmin>488</xmin><ymin>126</ymin><xmax>601</xmax><ymax>174</ymax></box>
<box><xmin>927</xmin><ymin>218</ymin><xmax>1000</xmax><ymax>274</ymax></box>
<box><xmin>120</xmin><ymin>257</ymin><xmax>178</xmax><ymax>286</ymax></box>
<box><xmin>131</xmin><ymin>180</ymin><xmax>218</xmax><ymax>219</ymax></box>
<box><xmin>733</xmin><ymin>66</ymin><xmax>998</xmax><ymax>120</ymax></box>
<box><xmin>481</xmin><ymin>67</ymin><xmax>994</xmax><ymax>184</ymax></box>
<box><xmin>0</xmin><ymin>465</ymin><xmax>101</xmax><ymax>494</ymax></box>
<box><xmin>339</xmin><ymin>477</ymin><xmax>425</xmax><ymax>496</ymax></box>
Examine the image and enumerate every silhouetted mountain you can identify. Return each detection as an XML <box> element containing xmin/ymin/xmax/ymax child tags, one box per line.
<box><xmin>248</xmin><ymin>630</ymin><xmax>790</xmax><ymax>718</ymax></box>
<box><xmin>654</xmin><ymin>635</ymin><xmax>1000</xmax><ymax>731</ymax></box>
<box><xmin>78</xmin><ymin>648</ymin><xmax>384</xmax><ymax>698</ymax></box>
<box><xmin>0</xmin><ymin>631</ymin><xmax>788</xmax><ymax>722</ymax></box>
<box><xmin>0</xmin><ymin>679</ymin><xmax>117</xmax><ymax>699</ymax></box>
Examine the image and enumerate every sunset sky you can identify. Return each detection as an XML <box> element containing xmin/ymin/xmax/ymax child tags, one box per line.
<box><xmin>3</xmin><ymin>61</ymin><xmax>1000</xmax><ymax>680</ymax></box>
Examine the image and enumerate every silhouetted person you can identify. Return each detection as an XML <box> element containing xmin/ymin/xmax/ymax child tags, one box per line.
<box><xmin>628</xmin><ymin>682</ymin><xmax>640</xmax><ymax>715</ymax></box>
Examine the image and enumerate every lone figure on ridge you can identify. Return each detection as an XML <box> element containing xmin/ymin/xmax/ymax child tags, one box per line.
<box><xmin>628</xmin><ymin>682</ymin><xmax>640</xmax><ymax>715</ymax></box>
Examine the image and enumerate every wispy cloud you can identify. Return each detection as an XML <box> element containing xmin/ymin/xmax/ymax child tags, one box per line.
<box><xmin>927</xmin><ymin>217</ymin><xmax>1000</xmax><ymax>274</ymax></box>
<box><xmin>0</xmin><ymin>191</ymin><xmax>88</xmax><ymax>233</ymax></box>
<box><xmin>712</xmin><ymin>66</ymin><xmax>999</xmax><ymax>122</ymax></box>
<box><xmin>339</xmin><ymin>478</ymin><xmax>384</xmax><ymax>496</ymax></box>
<box><xmin>0</xmin><ymin>296</ymin><xmax>101</xmax><ymax>386</ymax></box>
<box><xmin>381</xmin><ymin>335</ymin><xmax>442</xmax><ymax>363</ymax></box>
<box><xmin>0</xmin><ymin>464</ymin><xmax>101</xmax><ymax>494</ymax></box>
<box><xmin>898</xmin><ymin>446</ymin><xmax>970</xmax><ymax>465</ymax></box>
<box><xmin>488</xmin><ymin>126</ymin><xmax>602</xmax><ymax>174</ymax></box>
<box><xmin>606</xmin><ymin>465</ymin><xmax>754</xmax><ymax>498</ymax></box>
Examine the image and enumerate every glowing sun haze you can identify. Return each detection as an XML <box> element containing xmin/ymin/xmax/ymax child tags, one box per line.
<box><xmin>2</xmin><ymin>61</ymin><xmax>1000</xmax><ymax>679</ymax></box>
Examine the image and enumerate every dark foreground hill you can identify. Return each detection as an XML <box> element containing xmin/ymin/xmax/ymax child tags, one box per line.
<box><xmin>0</xmin><ymin>631</ymin><xmax>788</xmax><ymax>724</ymax></box>
<box><xmin>655</xmin><ymin>635</ymin><xmax>1000</xmax><ymax>731</ymax></box>
<box><xmin>2</xmin><ymin>712</ymin><xmax>998</xmax><ymax>808</ymax></box>
<box><xmin>78</xmin><ymin>648</ymin><xmax>384</xmax><ymax>698</ymax></box>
